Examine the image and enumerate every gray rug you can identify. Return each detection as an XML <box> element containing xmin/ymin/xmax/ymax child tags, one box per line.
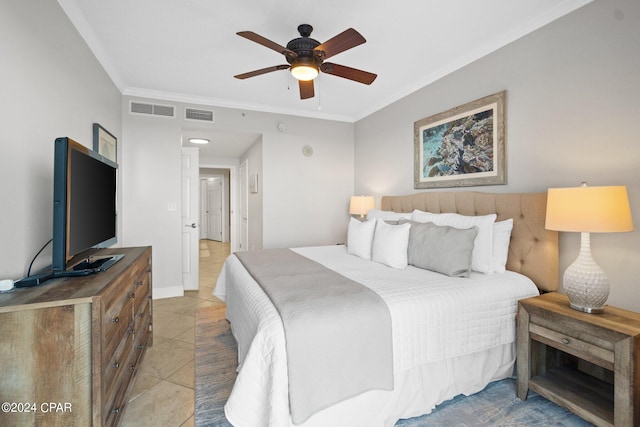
<box><xmin>194</xmin><ymin>306</ymin><xmax>593</xmax><ymax>426</ymax></box>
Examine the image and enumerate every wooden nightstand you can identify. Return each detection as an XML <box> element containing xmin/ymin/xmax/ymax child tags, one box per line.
<box><xmin>517</xmin><ymin>292</ymin><xmax>640</xmax><ymax>427</ymax></box>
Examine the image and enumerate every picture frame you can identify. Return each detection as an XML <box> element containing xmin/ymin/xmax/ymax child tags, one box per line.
<box><xmin>414</xmin><ymin>91</ymin><xmax>506</xmax><ymax>189</ymax></box>
<box><xmin>93</xmin><ymin>123</ymin><xmax>117</xmax><ymax>163</ymax></box>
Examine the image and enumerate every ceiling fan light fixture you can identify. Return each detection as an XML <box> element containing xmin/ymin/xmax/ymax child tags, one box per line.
<box><xmin>290</xmin><ymin>64</ymin><xmax>319</xmax><ymax>81</ymax></box>
<box><xmin>188</xmin><ymin>138</ymin><xmax>210</xmax><ymax>145</ymax></box>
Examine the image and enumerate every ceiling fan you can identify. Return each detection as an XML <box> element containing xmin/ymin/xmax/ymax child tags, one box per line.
<box><xmin>234</xmin><ymin>24</ymin><xmax>377</xmax><ymax>100</ymax></box>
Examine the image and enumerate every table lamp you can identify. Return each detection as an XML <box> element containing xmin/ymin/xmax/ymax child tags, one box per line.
<box><xmin>545</xmin><ymin>183</ymin><xmax>633</xmax><ymax>313</ymax></box>
<box><xmin>349</xmin><ymin>196</ymin><xmax>374</xmax><ymax>219</ymax></box>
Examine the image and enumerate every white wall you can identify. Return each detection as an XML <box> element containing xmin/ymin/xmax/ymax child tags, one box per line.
<box><xmin>354</xmin><ymin>0</ymin><xmax>640</xmax><ymax>311</ymax></box>
<box><xmin>262</xmin><ymin>123</ymin><xmax>354</xmax><ymax>248</ymax></box>
<box><xmin>241</xmin><ymin>137</ymin><xmax>264</xmax><ymax>251</ymax></box>
<box><xmin>120</xmin><ymin>103</ymin><xmax>182</xmax><ymax>298</ymax></box>
<box><xmin>121</xmin><ymin>97</ymin><xmax>354</xmax><ymax>297</ymax></box>
<box><xmin>0</xmin><ymin>1</ymin><xmax>121</xmax><ymax>281</ymax></box>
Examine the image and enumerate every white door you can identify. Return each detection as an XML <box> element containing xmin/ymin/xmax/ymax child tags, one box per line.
<box><xmin>239</xmin><ymin>159</ymin><xmax>248</xmax><ymax>251</ymax></box>
<box><xmin>199</xmin><ymin>179</ymin><xmax>208</xmax><ymax>239</ymax></box>
<box><xmin>181</xmin><ymin>147</ymin><xmax>199</xmax><ymax>290</ymax></box>
<box><xmin>209</xmin><ymin>177</ymin><xmax>223</xmax><ymax>241</ymax></box>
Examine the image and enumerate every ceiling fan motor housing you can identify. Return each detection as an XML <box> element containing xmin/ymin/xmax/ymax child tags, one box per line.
<box><xmin>286</xmin><ymin>24</ymin><xmax>324</xmax><ymax>68</ymax></box>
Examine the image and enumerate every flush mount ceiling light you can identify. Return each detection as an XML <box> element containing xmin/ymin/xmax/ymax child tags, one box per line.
<box><xmin>188</xmin><ymin>138</ymin><xmax>210</xmax><ymax>144</ymax></box>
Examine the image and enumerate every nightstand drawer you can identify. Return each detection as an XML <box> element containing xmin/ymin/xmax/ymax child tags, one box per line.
<box><xmin>529</xmin><ymin>323</ymin><xmax>614</xmax><ymax>370</ymax></box>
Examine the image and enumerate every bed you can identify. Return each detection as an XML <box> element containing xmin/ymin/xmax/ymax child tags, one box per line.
<box><xmin>214</xmin><ymin>191</ymin><xmax>558</xmax><ymax>427</ymax></box>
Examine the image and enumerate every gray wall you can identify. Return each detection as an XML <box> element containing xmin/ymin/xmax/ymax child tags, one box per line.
<box><xmin>354</xmin><ymin>0</ymin><xmax>640</xmax><ymax>311</ymax></box>
<box><xmin>0</xmin><ymin>1</ymin><xmax>122</xmax><ymax>280</ymax></box>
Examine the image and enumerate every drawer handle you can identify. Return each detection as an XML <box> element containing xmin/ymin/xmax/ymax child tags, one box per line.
<box><xmin>561</xmin><ymin>338</ymin><xmax>570</xmax><ymax>345</ymax></box>
<box><xmin>129</xmin><ymin>328</ymin><xmax>135</xmax><ymax>335</ymax></box>
<box><xmin>135</xmin><ymin>280</ymin><xmax>144</xmax><ymax>286</ymax></box>
<box><xmin>113</xmin><ymin>362</ymin><xmax>120</xmax><ymax>369</ymax></box>
<box><xmin>112</xmin><ymin>407</ymin><xmax>120</xmax><ymax>414</ymax></box>
<box><xmin>130</xmin><ymin>293</ymin><xmax>136</xmax><ymax>299</ymax></box>
<box><xmin>138</xmin><ymin>344</ymin><xmax>145</xmax><ymax>350</ymax></box>
<box><xmin>112</xmin><ymin>316</ymin><xmax>119</xmax><ymax>323</ymax></box>
<box><xmin>130</xmin><ymin>364</ymin><xmax>137</xmax><ymax>372</ymax></box>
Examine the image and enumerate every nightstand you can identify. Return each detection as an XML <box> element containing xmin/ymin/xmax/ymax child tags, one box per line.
<box><xmin>517</xmin><ymin>292</ymin><xmax>640</xmax><ymax>427</ymax></box>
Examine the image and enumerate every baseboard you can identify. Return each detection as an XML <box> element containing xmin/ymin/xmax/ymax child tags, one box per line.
<box><xmin>153</xmin><ymin>285</ymin><xmax>184</xmax><ymax>299</ymax></box>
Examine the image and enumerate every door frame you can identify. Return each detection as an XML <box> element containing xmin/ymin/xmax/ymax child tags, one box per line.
<box><xmin>200</xmin><ymin>174</ymin><xmax>225</xmax><ymax>241</ymax></box>
<box><xmin>199</xmin><ymin>163</ymin><xmax>239</xmax><ymax>253</ymax></box>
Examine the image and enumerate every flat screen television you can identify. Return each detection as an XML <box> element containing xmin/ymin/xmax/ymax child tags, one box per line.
<box><xmin>52</xmin><ymin>137</ymin><xmax>120</xmax><ymax>274</ymax></box>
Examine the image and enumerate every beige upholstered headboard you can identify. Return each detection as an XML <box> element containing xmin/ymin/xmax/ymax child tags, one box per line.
<box><xmin>381</xmin><ymin>192</ymin><xmax>558</xmax><ymax>292</ymax></box>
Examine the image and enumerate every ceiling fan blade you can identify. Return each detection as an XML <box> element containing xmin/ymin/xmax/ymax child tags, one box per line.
<box><xmin>237</xmin><ymin>31</ymin><xmax>297</xmax><ymax>58</ymax></box>
<box><xmin>320</xmin><ymin>63</ymin><xmax>377</xmax><ymax>85</ymax></box>
<box><xmin>314</xmin><ymin>28</ymin><xmax>366</xmax><ymax>60</ymax></box>
<box><xmin>299</xmin><ymin>80</ymin><xmax>315</xmax><ymax>99</ymax></box>
<box><xmin>234</xmin><ymin>65</ymin><xmax>290</xmax><ymax>79</ymax></box>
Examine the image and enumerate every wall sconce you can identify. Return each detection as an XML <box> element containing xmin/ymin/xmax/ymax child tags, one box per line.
<box><xmin>545</xmin><ymin>183</ymin><xmax>633</xmax><ymax>313</ymax></box>
<box><xmin>349</xmin><ymin>196</ymin><xmax>374</xmax><ymax>219</ymax></box>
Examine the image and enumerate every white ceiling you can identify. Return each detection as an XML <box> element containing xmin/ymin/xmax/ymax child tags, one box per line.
<box><xmin>57</xmin><ymin>0</ymin><xmax>591</xmax><ymax>157</ymax></box>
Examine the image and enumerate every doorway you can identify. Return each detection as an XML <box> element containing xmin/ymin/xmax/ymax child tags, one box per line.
<box><xmin>200</xmin><ymin>174</ymin><xmax>227</xmax><ymax>242</ymax></box>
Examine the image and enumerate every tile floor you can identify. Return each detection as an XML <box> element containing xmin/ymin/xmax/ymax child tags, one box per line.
<box><xmin>121</xmin><ymin>240</ymin><xmax>230</xmax><ymax>427</ymax></box>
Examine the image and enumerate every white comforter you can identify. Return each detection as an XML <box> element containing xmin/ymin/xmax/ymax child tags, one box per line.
<box><xmin>214</xmin><ymin>245</ymin><xmax>539</xmax><ymax>427</ymax></box>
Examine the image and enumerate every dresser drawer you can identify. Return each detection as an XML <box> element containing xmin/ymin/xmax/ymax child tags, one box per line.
<box><xmin>529</xmin><ymin>322</ymin><xmax>614</xmax><ymax>370</ymax></box>
<box><xmin>103</xmin><ymin>324</ymin><xmax>134</xmax><ymax>402</ymax></box>
<box><xmin>132</xmin><ymin>269</ymin><xmax>150</xmax><ymax>315</ymax></box>
<box><xmin>134</xmin><ymin>303</ymin><xmax>152</xmax><ymax>350</ymax></box>
<box><xmin>104</xmin><ymin>371</ymin><xmax>132</xmax><ymax>427</ymax></box>
<box><xmin>103</xmin><ymin>298</ymin><xmax>134</xmax><ymax>363</ymax></box>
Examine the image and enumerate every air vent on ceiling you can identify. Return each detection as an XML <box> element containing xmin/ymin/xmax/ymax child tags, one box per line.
<box><xmin>185</xmin><ymin>108</ymin><xmax>214</xmax><ymax>123</ymax></box>
<box><xmin>129</xmin><ymin>101</ymin><xmax>175</xmax><ymax>118</ymax></box>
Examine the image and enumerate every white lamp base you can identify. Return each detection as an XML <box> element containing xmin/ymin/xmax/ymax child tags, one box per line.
<box><xmin>563</xmin><ymin>232</ymin><xmax>609</xmax><ymax>314</ymax></box>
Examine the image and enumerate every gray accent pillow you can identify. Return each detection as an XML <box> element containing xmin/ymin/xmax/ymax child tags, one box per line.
<box><xmin>400</xmin><ymin>220</ymin><xmax>478</xmax><ymax>277</ymax></box>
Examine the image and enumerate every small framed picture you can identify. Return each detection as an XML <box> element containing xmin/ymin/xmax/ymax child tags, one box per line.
<box><xmin>93</xmin><ymin>123</ymin><xmax>117</xmax><ymax>163</ymax></box>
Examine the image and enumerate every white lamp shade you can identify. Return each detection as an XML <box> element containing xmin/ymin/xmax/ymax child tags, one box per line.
<box><xmin>546</xmin><ymin>185</ymin><xmax>633</xmax><ymax>233</ymax></box>
<box><xmin>545</xmin><ymin>184</ymin><xmax>634</xmax><ymax>313</ymax></box>
<box><xmin>349</xmin><ymin>196</ymin><xmax>374</xmax><ymax>217</ymax></box>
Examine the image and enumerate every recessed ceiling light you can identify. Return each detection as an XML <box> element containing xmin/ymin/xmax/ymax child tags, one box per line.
<box><xmin>189</xmin><ymin>138</ymin><xmax>210</xmax><ymax>144</ymax></box>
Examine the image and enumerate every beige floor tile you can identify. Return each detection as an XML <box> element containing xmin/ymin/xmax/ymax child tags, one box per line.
<box><xmin>153</xmin><ymin>311</ymin><xmax>195</xmax><ymax>339</ymax></box>
<box><xmin>120</xmin><ymin>380</ymin><xmax>193</xmax><ymax>427</ymax></box>
<box><xmin>128</xmin><ymin>371</ymin><xmax>163</xmax><ymax>402</ymax></box>
<box><xmin>124</xmin><ymin>240</ymin><xmax>229</xmax><ymax>426</ymax></box>
<box><xmin>174</xmin><ymin>327</ymin><xmax>195</xmax><ymax>344</ymax></box>
<box><xmin>180</xmin><ymin>415</ymin><xmax>195</xmax><ymax>427</ymax></box>
<box><xmin>140</xmin><ymin>339</ymin><xmax>193</xmax><ymax>380</ymax></box>
<box><xmin>154</xmin><ymin>296</ymin><xmax>203</xmax><ymax>315</ymax></box>
<box><xmin>167</xmin><ymin>359</ymin><xmax>195</xmax><ymax>389</ymax></box>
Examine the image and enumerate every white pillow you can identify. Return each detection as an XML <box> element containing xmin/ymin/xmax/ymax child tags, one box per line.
<box><xmin>493</xmin><ymin>219</ymin><xmax>513</xmax><ymax>273</ymax></box>
<box><xmin>372</xmin><ymin>220</ymin><xmax>411</xmax><ymax>269</ymax></box>
<box><xmin>347</xmin><ymin>217</ymin><xmax>377</xmax><ymax>260</ymax></box>
<box><xmin>411</xmin><ymin>210</ymin><xmax>497</xmax><ymax>273</ymax></box>
<box><xmin>367</xmin><ymin>209</ymin><xmax>412</xmax><ymax>223</ymax></box>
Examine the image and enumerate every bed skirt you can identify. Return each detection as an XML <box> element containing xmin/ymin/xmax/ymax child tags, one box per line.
<box><xmin>224</xmin><ymin>342</ymin><xmax>515</xmax><ymax>427</ymax></box>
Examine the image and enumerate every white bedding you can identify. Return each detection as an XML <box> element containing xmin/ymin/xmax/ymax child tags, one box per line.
<box><xmin>214</xmin><ymin>245</ymin><xmax>539</xmax><ymax>426</ymax></box>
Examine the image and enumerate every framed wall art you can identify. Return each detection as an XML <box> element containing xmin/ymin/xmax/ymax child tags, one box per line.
<box><xmin>93</xmin><ymin>123</ymin><xmax>117</xmax><ymax>164</ymax></box>
<box><xmin>414</xmin><ymin>91</ymin><xmax>506</xmax><ymax>189</ymax></box>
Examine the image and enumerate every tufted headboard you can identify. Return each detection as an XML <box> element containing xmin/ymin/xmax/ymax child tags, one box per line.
<box><xmin>381</xmin><ymin>191</ymin><xmax>558</xmax><ymax>292</ymax></box>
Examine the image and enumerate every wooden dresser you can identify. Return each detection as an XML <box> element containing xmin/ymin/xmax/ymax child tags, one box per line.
<box><xmin>0</xmin><ymin>246</ymin><xmax>152</xmax><ymax>427</ymax></box>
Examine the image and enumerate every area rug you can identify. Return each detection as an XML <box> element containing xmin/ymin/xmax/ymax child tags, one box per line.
<box><xmin>194</xmin><ymin>305</ymin><xmax>593</xmax><ymax>427</ymax></box>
